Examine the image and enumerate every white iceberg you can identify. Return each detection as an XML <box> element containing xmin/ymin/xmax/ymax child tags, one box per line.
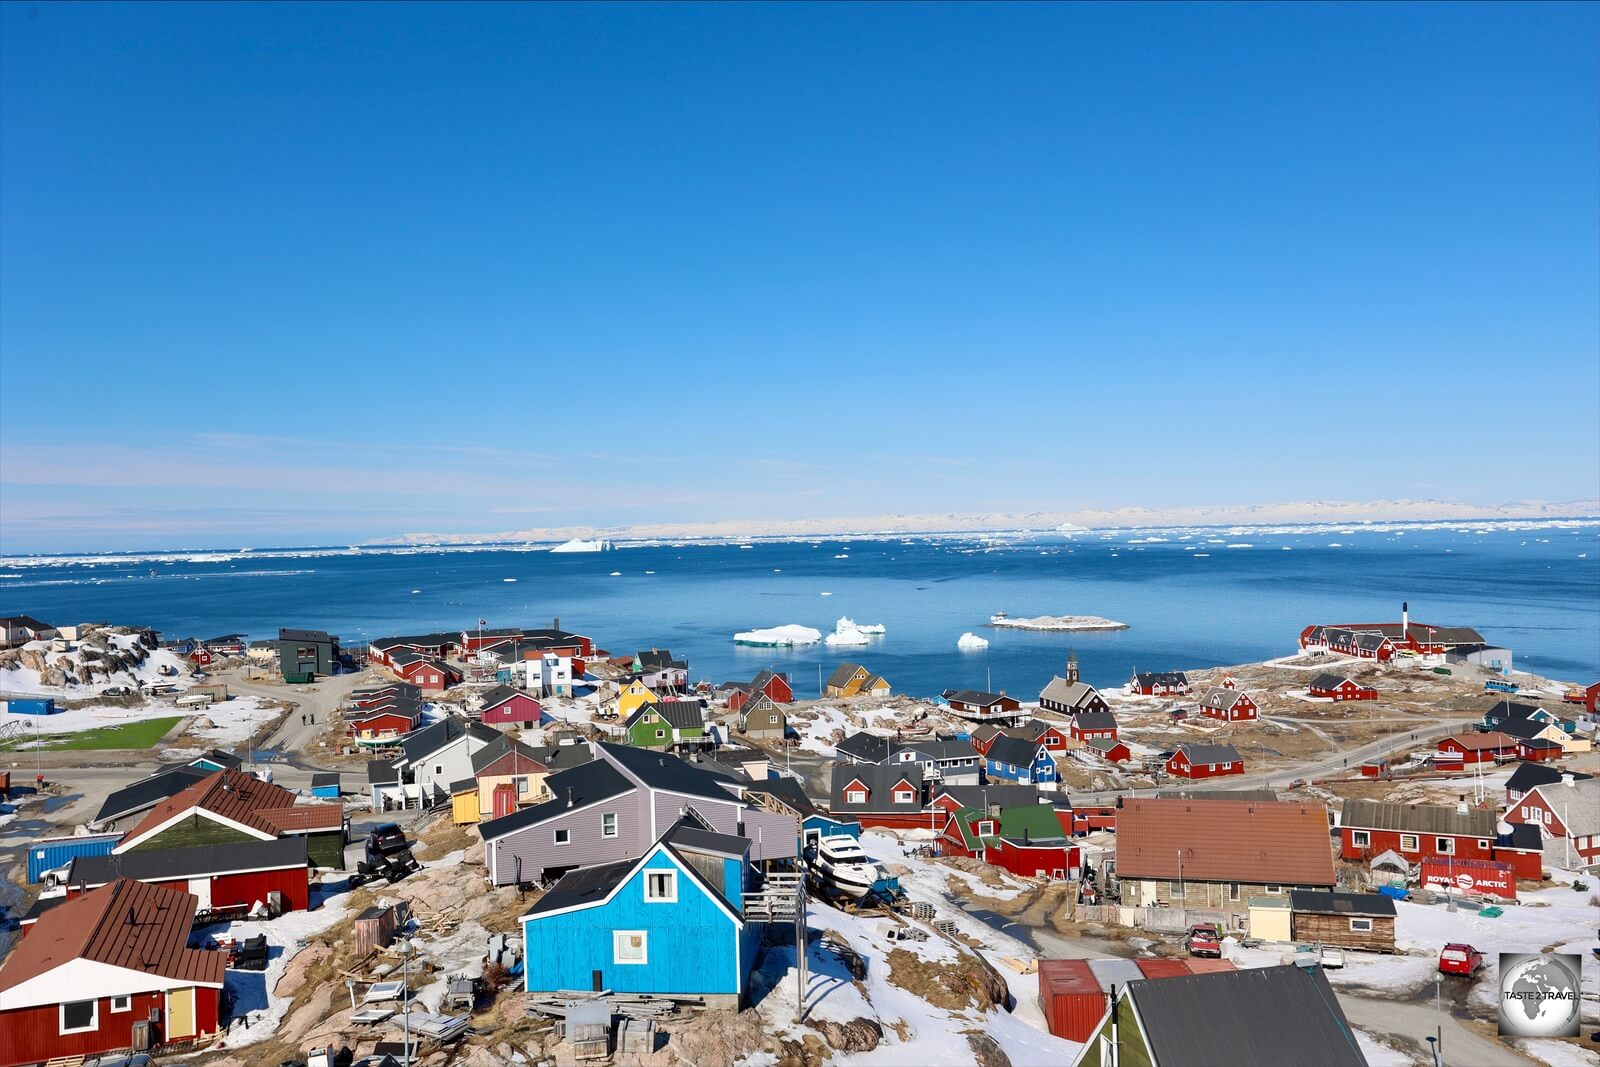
<box><xmin>833</xmin><ymin>616</ymin><xmax>886</xmax><ymax>636</ymax></box>
<box><xmin>551</xmin><ymin>538</ymin><xmax>611</xmax><ymax>553</ymax></box>
<box><xmin>957</xmin><ymin>632</ymin><xmax>990</xmax><ymax>650</ymax></box>
<box><xmin>824</xmin><ymin>628</ymin><xmax>871</xmax><ymax>647</ymax></box>
<box><xmin>988</xmin><ymin>614</ymin><xmax>1128</xmax><ymax>632</ymax></box>
<box><xmin>854</xmin><ymin>622</ymin><xmax>886</xmax><ymax>634</ymax></box>
<box><xmin>733</xmin><ymin>624</ymin><xmax>823</xmax><ymax>647</ymax></box>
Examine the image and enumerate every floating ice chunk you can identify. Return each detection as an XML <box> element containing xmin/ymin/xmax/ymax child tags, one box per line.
<box><xmin>824</xmin><ymin>628</ymin><xmax>871</xmax><ymax>647</ymax></box>
<box><xmin>551</xmin><ymin>538</ymin><xmax>611</xmax><ymax>553</ymax></box>
<box><xmin>734</xmin><ymin>624</ymin><xmax>823</xmax><ymax>647</ymax></box>
<box><xmin>957</xmin><ymin>632</ymin><xmax>989</xmax><ymax>650</ymax></box>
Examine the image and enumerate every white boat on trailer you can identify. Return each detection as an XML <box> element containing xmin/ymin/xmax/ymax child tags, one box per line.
<box><xmin>811</xmin><ymin>834</ymin><xmax>894</xmax><ymax>900</ymax></box>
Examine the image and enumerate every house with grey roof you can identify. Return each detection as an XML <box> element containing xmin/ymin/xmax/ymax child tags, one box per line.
<box><xmin>1165</xmin><ymin>742</ymin><xmax>1244</xmax><ymax>780</ymax></box>
<box><xmin>830</xmin><ymin>763</ymin><xmax>925</xmax><ymax>823</ymax></box>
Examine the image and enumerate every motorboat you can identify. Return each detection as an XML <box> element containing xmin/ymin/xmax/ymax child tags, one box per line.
<box><xmin>811</xmin><ymin>834</ymin><xmax>893</xmax><ymax>900</ymax></box>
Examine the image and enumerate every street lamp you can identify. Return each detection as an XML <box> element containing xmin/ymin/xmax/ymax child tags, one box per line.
<box><xmin>1433</xmin><ymin>972</ymin><xmax>1444</xmax><ymax>1066</ymax></box>
<box><xmin>397</xmin><ymin>939</ymin><xmax>414</xmax><ymax>1066</ymax></box>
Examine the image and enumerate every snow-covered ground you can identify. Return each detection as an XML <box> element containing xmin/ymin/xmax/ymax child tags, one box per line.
<box><xmin>791</xmin><ymin>704</ymin><xmax>908</xmax><ymax>756</ymax></box>
<box><xmin>0</xmin><ymin>634</ymin><xmax>196</xmax><ymax>696</ymax></box>
<box><xmin>8</xmin><ymin>693</ymin><xmax>278</xmax><ymax>747</ymax></box>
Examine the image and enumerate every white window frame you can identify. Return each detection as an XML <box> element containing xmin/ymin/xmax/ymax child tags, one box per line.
<box><xmin>1350</xmin><ymin>918</ymin><xmax>1374</xmax><ymax>933</ymax></box>
<box><xmin>1264</xmin><ymin>884</ymin><xmax>1282</xmax><ymax>895</ymax></box>
<box><xmin>1477</xmin><ymin>838</ymin><xmax>1490</xmax><ymax>850</ymax></box>
<box><xmin>893</xmin><ymin>789</ymin><xmax>914</xmax><ymax>804</ymax></box>
<box><xmin>644</xmin><ymin>869</ymin><xmax>678</xmax><ymax>902</ymax></box>
<box><xmin>1399</xmin><ymin>834</ymin><xmax>1419</xmax><ymax>852</ymax></box>
<box><xmin>602</xmin><ymin>812</ymin><xmax>618</xmax><ymax>838</ymax></box>
<box><xmin>60</xmin><ymin>998</ymin><xmax>98</xmax><ymax>1035</ymax></box>
<box><xmin>1350</xmin><ymin>830</ymin><xmax>1370</xmax><ymax>848</ymax></box>
<box><xmin>1436</xmin><ymin>837</ymin><xmax>1455</xmax><ymax>855</ymax></box>
<box><xmin>553</xmin><ymin>828</ymin><xmax>570</xmax><ymax>846</ymax></box>
<box><xmin>845</xmin><ymin>789</ymin><xmax>866</xmax><ymax>804</ymax></box>
<box><xmin>109</xmin><ymin>994</ymin><xmax>132</xmax><ymax>1014</ymax></box>
<box><xmin>978</xmin><ymin>821</ymin><xmax>995</xmax><ymax>836</ymax></box>
<box><xmin>654</xmin><ymin>729</ymin><xmax>666</xmax><ymax>739</ymax></box>
<box><xmin>1228</xmin><ymin>881</ymin><xmax>1241</xmax><ymax>901</ymax></box>
<box><xmin>613</xmin><ymin>929</ymin><xmax>648</xmax><ymax>965</ymax></box>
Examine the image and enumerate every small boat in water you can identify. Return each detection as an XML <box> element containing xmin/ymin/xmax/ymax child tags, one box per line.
<box><xmin>989</xmin><ymin>611</ymin><xmax>1008</xmax><ymax>623</ymax></box>
<box><xmin>811</xmin><ymin>835</ymin><xmax>895</xmax><ymax>900</ymax></box>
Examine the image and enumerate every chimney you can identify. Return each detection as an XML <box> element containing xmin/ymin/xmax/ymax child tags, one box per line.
<box><xmin>1402</xmin><ymin>602</ymin><xmax>1409</xmax><ymax>639</ymax></box>
<box><xmin>566</xmin><ymin>789</ymin><xmax>573</xmax><ymax>809</ymax></box>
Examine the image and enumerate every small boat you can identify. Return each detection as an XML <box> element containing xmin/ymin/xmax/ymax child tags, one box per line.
<box><xmin>989</xmin><ymin>611</ymin><xmax>1008</xmax><ymax>623</ymax></box>
<box><xmin>812</xmin><ymin>835</ymin><xmax>893</xmax><ymax>900</ymax></box>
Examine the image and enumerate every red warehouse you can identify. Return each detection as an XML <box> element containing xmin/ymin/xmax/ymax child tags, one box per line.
<box><xmin>1198</xmin><ymin>688</ymin><xmax>1258</xmax><ymax>722</ymax></box>
<box><xmin>1340</xmin><ymin>799</ymin><xmax>1498</xmax><ymax>864</ymax></box>
<box><xmin>1087</xmin><ymin>737</ymin><xmax>1132</xmax><ymax>763</ymax></box>
<box><xmin>64</xmin><ymin>838</ymin><xmax>311</xmax><ymax>915</ymax></box>
<box><xmin>1437</xmin><ymin>732</ymin><xmax>1517</xmax><ymax>765</ymax></box>
<box><xmin>0</xmin><ymin>879</ymin><xmax>225</xmax><ymax>1067</ymax></box>
<box><xmin>1307</xmin><ymin>674</ymin><xmax>1378</xmax><ymax>701</ymax></box>
<box><xmin>1419</xmin><ymin>857</ymin><xmax>1516</xmax><ymax>900</ymax></box>
<box><xmin>987</xmin><ymin>835</ymin><xmax>1080</xmax><ymax>880</ymax></box>
<box><xmin>1165</xmin><ymin>743</ymin><xmax>1244</xmax><ymax>780</ymax></box>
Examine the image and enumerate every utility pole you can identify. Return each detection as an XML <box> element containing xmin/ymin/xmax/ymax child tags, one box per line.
<box><xmin>793</xmin><ymin>875</ymin><xmax>807</xmax><ymax>1024</ymax></box>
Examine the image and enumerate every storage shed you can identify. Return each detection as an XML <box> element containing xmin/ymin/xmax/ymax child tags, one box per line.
<box><xmin>1038</xmin><ymin>959</ymin><xmax>1109</xmax><ymax>1042</ymax></box>
<box><xmin>1288</xmin><ymin>890</ymin><xmax>1396</xmax><ymax>952</ymax></box>
<box><xmin>1247</xmin><ymin>896</ymin><xmax>1293</xmax><ymax>942</ymax></box>
<box><xmin>310</xmin><ymin>772</ymin><xmax>341</xmax><ymax>799</ymax></box>
<box><xmin>354</xmin><ymin>902</ymin><xmax>410</xmax><ymax>955</ymax></box>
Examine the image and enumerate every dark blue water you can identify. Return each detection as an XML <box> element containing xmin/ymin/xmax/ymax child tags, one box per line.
<box><xmin>3</xmin><ymin>524</ymin><xmax>1596</xmax><ymax>696</ymax></box>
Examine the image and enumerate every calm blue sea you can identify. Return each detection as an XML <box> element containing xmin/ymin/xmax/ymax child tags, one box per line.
<box><xmin>2</xmin><ymin>524</ymin><xmax>1596</xmax><ymax>696</ymax></box>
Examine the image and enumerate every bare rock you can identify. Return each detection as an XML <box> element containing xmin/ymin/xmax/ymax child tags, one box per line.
<box><xmin>41</xmin><ymin>668</ymin><xmax>67</xmax><ymax>688</ymax></box>
<box><xmin>807</xmin><ymin>1016</ymin><xmax>882</xmax><ymax>1053</ymax></box>
<box><xmin>968</xmin><ymin>1033</ymin><xmax>1012</xmax><ymax>1067</ymax></box>
<box><xmin>659</xmin><ymin>1008</ymin><xmax>767</xmax><ymax>1067</ymax></box>
<box><xmin>273</xmin><ymin>941</ymin><xmax>331</xmax><ymax>999</ymax></box>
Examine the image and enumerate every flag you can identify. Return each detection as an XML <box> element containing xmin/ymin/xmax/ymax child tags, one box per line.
<box><xmin>479</xmin><ymin>618</ymin><xmax>487</xmax><ymax>626</ymax></box>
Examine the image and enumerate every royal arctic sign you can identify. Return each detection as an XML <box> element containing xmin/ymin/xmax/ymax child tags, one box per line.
<box><xmin>1419</xmin><ymin>857</ymin><xmax>1516</xmax><ymax>900</ymax></box>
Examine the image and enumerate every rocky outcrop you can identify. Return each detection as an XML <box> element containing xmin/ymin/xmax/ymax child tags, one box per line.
<box><xmin>807</xmin><ymin>1016</ymin><xmax>882</xmax><ymax>1053</ymax></box>
<box><xmin>968</xmin><ymin>1033</ymin><xmax>1012</xmax><ymax>1067</ymax></box>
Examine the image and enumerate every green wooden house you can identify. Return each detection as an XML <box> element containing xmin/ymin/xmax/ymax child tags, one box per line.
<box><xmin>622</xmin><ymin>699</ymin><xmax>708</xmax><ymax>751</ymax></box>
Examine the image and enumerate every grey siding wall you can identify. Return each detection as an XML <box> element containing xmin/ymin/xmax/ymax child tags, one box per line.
<box><xmin>652</xmin><ymin>791</ymin><xmax>741</xmax><ymax>840</ymax></box>
<box><xmin>741</xmin><ymin>807</ymin><xmax>799</xmax><ymax>860</ymax></box>
<box><xmin>490</xmin><ymin>790</ymin><xmax>648</xmax><ymax>885</ymax></box>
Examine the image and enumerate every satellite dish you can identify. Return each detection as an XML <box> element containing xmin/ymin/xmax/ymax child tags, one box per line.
<box><xmin>1496</xmin><ymin>820</ymin><xmax>1513</xmax><ymax>836</ymax></box>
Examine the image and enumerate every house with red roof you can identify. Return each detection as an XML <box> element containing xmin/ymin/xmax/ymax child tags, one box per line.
<box><xmin>113</xmin><ymin>768</ymin><xmax>346</xmax><ymax>869</ymax></box>
<box><xmin>0</xmin><ymin>879</ymin><xmax>226</xmax><ymax>1066</ymax></box>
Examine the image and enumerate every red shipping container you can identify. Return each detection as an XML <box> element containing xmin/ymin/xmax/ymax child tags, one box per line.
<box><xmin>492</xmin><ymin>782</ymin><xmax>518</xmax><ymax>820</ymax></box>
<box><xmin>1133</xmin><ymin>958</ymin><xmax>1192</xmax><ymax>979</ymax></box>
<box><xmin>1037</xmin><ymin>959</ymin><xmax>1109</xmax><ymax>1042</ymax></box>
<box><xmin>1419</xmin><ymin>857</ymin><xmax>1516</xmax><ymax>900</ymax></box>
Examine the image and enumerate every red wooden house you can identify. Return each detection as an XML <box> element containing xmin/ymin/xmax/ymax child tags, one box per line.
<box><xmin>478</xmin><ymin>686</ymin><xmax>543</xmax><ymax>727</ymax></box>
<box><xmin>1307</xmin><ymin>674</ymin><xmax>1378</xmax><ymax>701</ymax></box>
<box><xmin>1507</xmin><ymin>778</ymin><xmax>1600</xmax><ymax>870</ymax></box>
<box><xmin>0</xmin><ymin>879</ymin><xmax>225</xmax><ymax>1067</ymax></box>
<box><xmin>346</xmin><ymin>706</ymin><xmax>422</xmax><ymax>743</ymax></box>
<box><xmin>1130</xmin><ymin>671</ymin><xmax>1191</xmax><ymax>696</ymax></box>
<box><xmin>1198</xmin><ymin>688</ymin><xmax>1258</xmax><ymax>721</ymax></box>
<box><xmin>1086</xmin><ymin>737</ymin><xmax>1132</xmax><ymax>763</ymax></box>
<box><xmin>1437</xmin><ymin>732</ymin><xmax>1517</xmax><ymax>766</ymax></box>
<box><xmin>1068</xmin><ymin>711</ymin><xmax>1118</xmax><ymax>743</ymax></box>
<box><xmin>1165</xmin><ymin>743</ymin><xmax>1244</xmax><ymax>780</ymax></box>
<box><xmin>1516</xmin><ymin>737</ymin><xmax>1564</xmax><ymax>763</ymax></box>
<box><xmin>391</xmin><ymin>652</ymin><xmax>460</xmax><ymax>693</ymax></box>
<box><xmin>988</xmin><ymin>835</ymin><xmax>1080</xmax><ymax>880</ymax></box>
<box><xmin>1339</xmin><ymin>799</ymin><xmax>1499</xmax><ymax>866</ymax></box>
<box><xmin>63</xmin><ymin>837</ymin><xmax>312</xmax><ymax>914</ymax></box>
<box><xmin>941</xmin><ymin>689</ymin><xmax>1024</xmax><ymax>722</ymax></box>
<box><xmin>1562</xmin><ymin>681</ymin><xmax>1600</xmax><ymax>715</ymax></box>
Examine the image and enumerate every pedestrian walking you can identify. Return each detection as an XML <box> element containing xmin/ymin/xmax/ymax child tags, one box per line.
<box><xmin>300</xmin><ymin>714</ymin><xmax>306</xmax><ymax>726</ymax></box>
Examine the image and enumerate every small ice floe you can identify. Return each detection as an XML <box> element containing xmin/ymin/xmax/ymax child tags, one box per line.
<box><xmin>834</xmin><ymin>554</ymin><xmax>850</xmax><ymax>559</ymax></box>
<box><xmin>609</xmin><ymin>571</ymin><xmax>622</xmax><ymax>576</ymax></box>
<box><xmin>824</xmin><ymin>628</ymin><xmax>871</xmax><ymax>648</ymax></box>
<box><xmin>957</xmin><ymin>632</ymin><xmax>990</xmax><ymax>651</ymax></box>
<box><xmin>503</xmin><ymin>578</ymin><xmax>517</xmax><ymax>582</ymax></box>
<box><xmin>644</xmin><ymin>570</ymin><xmax>656</xmax><ymax>575</ymax></box>
<box><xmin>410</xmin><ymin>589</ymin><xmax>421</xmax><ymax>594</ymax></box>
<box><xmin>820</xmin><ymin>591</ymin><xmax>833</xmax><ymax>596</ymax></box>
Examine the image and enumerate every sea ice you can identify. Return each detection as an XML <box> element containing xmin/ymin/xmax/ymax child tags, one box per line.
<box><xmin>733</xmin><ymin>624</ymin><xmax>823</xmax><ymax>647</ymax></box>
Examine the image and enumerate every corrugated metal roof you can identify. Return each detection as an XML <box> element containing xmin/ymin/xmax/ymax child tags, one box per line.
<box><xmin>70</xmin><ymin>836</ymin><xmax>308</xmax><ymax>885</ymax></box>
<box><xmin>1116</xmin><ymin>798</ymin><xmax>1335</xmax><ymax>885</ymax></box>
<box><xmin>1340</xmin><ymin>798</ymin><xmax>1496</xmax><ymax>837</ymax></box>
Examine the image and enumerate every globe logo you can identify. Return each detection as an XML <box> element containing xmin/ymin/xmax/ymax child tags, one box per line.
<box><xmin>1498</xmin><ymin>952</ymin><xmax>1581</xmax><ymax>1038</ymax></box>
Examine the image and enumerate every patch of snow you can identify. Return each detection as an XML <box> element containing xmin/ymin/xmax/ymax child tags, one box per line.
<box><xmin>1354</xmin><ymin>1029</ymin><xmax>1420</xmax><ymax>1066</ymax></box>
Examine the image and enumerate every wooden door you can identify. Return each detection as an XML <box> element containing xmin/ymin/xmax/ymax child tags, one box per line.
<box><xmin>166</xmin><ymin>986</ymin><xmax>196</xmax><ymax>1039</ymax></box>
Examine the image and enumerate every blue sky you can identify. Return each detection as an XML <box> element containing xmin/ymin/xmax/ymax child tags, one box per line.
<box><xmin>2</xmin><ymin>2</ymin><xmax>1596</xmax><ymax>551</ymax></box>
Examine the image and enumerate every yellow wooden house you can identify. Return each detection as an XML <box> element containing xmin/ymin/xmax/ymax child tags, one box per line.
<box><xmin>616</xmin><ymin>677</ymin><xmax>661</xmax><ymax>719</ymax></box>
<box><xmin>825</xmin><ymin>663</ymin><xmax>892</xmax><ymax>699</ymax></box>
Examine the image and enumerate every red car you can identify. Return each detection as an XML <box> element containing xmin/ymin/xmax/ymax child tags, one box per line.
<box><xmin>1186</xmin><ymin>923</ymin><xmax>1223</xmax><ymax>958</ymax></box>
<box><xmin>1439</xmin><ymin>943</ymin><xmax>1484</xmax><ymax>976</ymax></box>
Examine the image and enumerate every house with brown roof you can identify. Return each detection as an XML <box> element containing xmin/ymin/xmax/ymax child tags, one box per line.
<box><xmin>0</xmin><ymin>879</ymin><xmax>226</xmax><ymax>1066</ymax></box>
<box><xmin>825</xmin><ymin>663</ymin><xmax>891</xmax><ymax>699</ymax></box>
<box><xmin>1113</xmin><ymin>798</ymin><xmax>1336</xmax><ymax>914</ymax></box>
<box><xmin>113</xmin><ymin>768</ymin><xmax>346</xmax><ymax>869</ymax></box>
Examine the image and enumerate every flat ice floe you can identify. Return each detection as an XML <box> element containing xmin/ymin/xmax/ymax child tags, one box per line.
<box><xmin>733</xmin><ymin>624</ymin><xmax>823</xmax><ymax>647</ymax></box>
<box><xmin>987</xmin><ymin>614</ymin><xmax>1128</xmax><ymax>632</ymax></box>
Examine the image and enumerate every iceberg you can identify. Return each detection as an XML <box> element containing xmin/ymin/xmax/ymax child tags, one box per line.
<box><xmin>988</xmin><ymin>615</ymin><xmax>1128</xmax><ymax>632</ymax></box>
<box><xmin>824</xmin><ymin>628</ymin><xmax>871</xmax><ymax>647</ymax></box>
<box><xmin>733</xmin><ymin>624</ymin><xmax>823</xmax><ymax>647</ymax></box>
<box><xmin>551</xmin><ymin>538</ymin><xmax>612</xmax><ymax>553</ymax></box>
<box><xmin>833</xmin><ymin>616</ymin><xmax>886</xmax><ymax>636</ymax></box>
<box><xmin>957</xmin><ymin>632</ymin><xmax>990</xmax><ymax>650</ymax></box>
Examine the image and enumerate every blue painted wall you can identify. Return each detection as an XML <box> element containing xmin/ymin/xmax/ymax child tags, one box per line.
<box><xmin>522</xmin><ymin>849</ymin><xmax>747</xmax><ymax>997</ymax></box>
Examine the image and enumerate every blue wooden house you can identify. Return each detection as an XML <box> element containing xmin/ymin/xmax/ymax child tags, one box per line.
<box><xmin>520</xmin><ymin>824</ymin><xmax>762</xmax><ymax>1008</ymax></box>
<box><xmin>984</xmin><ymin>734</ymin><xmax>1059</xmax><ymax>784</ymax></box>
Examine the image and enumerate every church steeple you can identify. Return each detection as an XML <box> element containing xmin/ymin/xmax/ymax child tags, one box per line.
<box><xmin>1067</xmin><ymin>650</ymin><xmax>1080</xmax><ymax>685</ymax></box>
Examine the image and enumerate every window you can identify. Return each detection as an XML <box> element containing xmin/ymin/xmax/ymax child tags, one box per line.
<box><xmin>513</xmin><ymin>776</ymin><xmax>529</xmax><ymax>794</ymax></box>
<box><xmin>1228</xmin><ymin>882</ymin><xmax>1241</xmax><ymax>901</ymax></box>
<box><xmin>614</xmin><ymin>930</ymin><xmax>648</xmax><ymax>964</ymax></box>
<box><xmin>655</xmin><ymin>729</ymin><xmax>666</xmax><ymax>739</ymax></box>
<box><xmin>1351</xmin><ymin>830</ymin><xmax>1370</xmax><ymax>848</ymax></box>
<box><xmin>554</xmin><ymin>828</ymin><xmax>570</xmax><ymax>846</ymax></box>
<box><xmin>1436</xmin><ymin>837</ymin><xmax>1455</xmax><ymax>854</ymax></box>
<box><xmin>110</xmin><ymin>995</ymin><xmax>132</xmax><ymax>1013</ymax></box>
<box><xmin>893</xmin><ymin>789</ymin><xmax>914</xmax><ymax>804</ymax></box>
<box><xmin>602</xmin><ymin>813</ymin><xmax>618</xmax><ymax>838</ymax></box>
<box><xmin>1264</xmin><ymin>884</ymin><xmax>1282</xmax><ymax>894</ymax></box>
<box><xmin>1208</xmin><ymin>764</ymin><xmax>1216</xmax><ymax>772</ymax></box>
<box><xmin>1350</xmin><ymin>918</ymin><xmax>1374</xmax><ymax>933</ymax></box>
<box><xmin>60</xmin><ymin>999</ymin><xmax>97</xmax><ymax>1034</ymax></box>
<box><xmin>1477</xmin><ymin>839</ymin><xmax>1490</xmax><ymax>850</ymax></box>
<box><xmin>1170</xmin><ymin>880</ymin><xmax>1183</xmax><ymax>897</ymax></box>
<box><xmin>1399</xmin><ymin>834</ymin><xmax>1419</xmax><ymax>852</ymax></box>
<box><xmin>645</xmin><ymin>870</ymin><xmax>677</xmax><ymax>902</ymax></box>
<box><xmin>978</xmin><ymin>821</ymin><xmax>995</xmax><ymax>836</ymax></box>
<box><xmin>435</xmin><ymin>765</ymin><xmax>443</xmax><ymax>776</ymax></box>
<box><xmin>846</xmin><ymin>789</ymin><xmax>866</xmax><ymax>804</ymax></box>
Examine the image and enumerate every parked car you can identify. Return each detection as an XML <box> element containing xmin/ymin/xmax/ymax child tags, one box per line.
<box><xmin>1439</xmin><ymin>943</ymin><xmax>1484</xmax><ymax>976</ymax></box>
<box><xmin>365</xmin><ymin>822</ymin><xmax>409</xmax><ymax>858</ymax></box>
<box><xmin>1185</xmin><ymin>923</ymin><xmax>1223</xmax><ymax>958</ymax></box>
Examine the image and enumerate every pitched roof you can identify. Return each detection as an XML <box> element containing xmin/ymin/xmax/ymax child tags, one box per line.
<box><xmin>942</xmin><ymin>689</ymin><xmax>1013</xmax><ymax>708</ymax></box>
<box><xmin>1506</xmin><ymin>762</ymin><xmax>1591</xmax><ymax>796</ymax></box>
<box><xmin>986</xmin><ymin>733</ymin><xmax>1048</xmax><ymax>767</ymax></box>
<box><xmin>1443</xmin><ymin>731</ymin><xmax>1516</xmax><ymax>751</ymax></box>
<box><xmin>92</xmin><ymin>765</ymin><xmax>212</xmax><ymax>825</ymax></box>
<box><xmin>1526</xmin><ymin>777</ymin><xmax>1600</xmax><ymax>837</ymax></box>
<box><xmin>1308</xmin><ymin>673</ymin><xmax>1354</xmax><ymax>690</ymax></box>
<box><xmin>527</xmin><ymin>742</ymin><xmax>594</xmax><ymax>772</ymax></box>
<box><xmin>69</xmin><ymin>837</ymin><xmax>309</xmax><ymax>886</ymax></box>
<box><xmin>655</xmin><ymin>699</ymin><xmax>706</xmax><ymax>731</ymax></box>
<box><xmin>367</xmin><ymin>757</ymin><xmax>401</xmax><ymax>785</ymax></box>
<box><xmin>836</xmin><ymin>731</ymin><xmax>895</xmax><ymax>763</ymax></box>
<box><xmin>1126</xmin><ymin>965</ymin><xmax>1366</xmax><ymax>1067</ymax></box>
<box><xmin>1072</xmin><ymin>711</ymin><xmax>1117</xmax><ymax>731</ymax></box>
<box><xmin>830</xmin><ymin>763</ymin><xmax>923</xmax><ymax>812</ymax></box>
<box><xmin>1340</xmin><ymin>798</ymin><xmax>1496</xmax><ymax>838</ymax></box>
<box><xmin>190</xmin><ymin>748</ymin><xmax>244</xmax><ymax>769</ymax></box>
<box><xmin>279</xmin><ymin>627</ymin><xmax>335</xmax><ymax>643</ymax></box>
<box><xmin>933</xmin><ymin>783</ymin><xmax>1047</xmax><ymax>811</ymax></box>
<box><xmin>997</xmin><ymin>803</ymin><xmax>1064</xmax><ymax>843</ymax></box>
<box><xmin>1133</xmin><ymin>671</ymin><xmax>1190</xmax><ymax>687</ymax></box>
<box><xmin>120</xmin><ymin>768</ymin><xmax>298</xmax><ymax>845</ymax></box>
<box><xmin>1039</xmin><ymin>676</ymin><xmax>1102</xmax><ymax>709</ymax></box>
<box><xmin>1494</xmin><ymin>718</ymin><xmax>1558</xmax><ymax>741</ymax></box>
<box><xmin>826</xmin><ymin>663</ymin><xmax>866</xmax><ymax>688</ymax></box>
<box><xmin>398</xmin><ymin>716</ymin><xmax>499</xmax><ymax>764</ymax></box>
<box><xmin>0</xmin><ymin>879</ymin><xmax>226</xmax><ymax>1001</ymax></box>
<box><xmin>478</xmin><ymin>759</ymin><xmax>635</xmax><ymax>842</ymax></box>
<box><xmin>1174</xmin><ymin>742</ymin><xmax>1243</xmax><ymax>764</ymax></box>
<box><xmin>744</xmin><ymin>776</ymin><xmax>818</xmax><ymax>818</ymax></box>
<box><xmin>598</xmin><ymin>742</ymin><xmax>741</xmax><ymax>802</ymax></box>
<box><xmin>478</xmin><ymin>685</ymin><xmax>530</xmax><ymax>710</ymax></box>
<box><xmin>1116</xmin><ymin>798</ymin><xmax>1336</xmax><ymax>885</ymax></box>
<box><xmin>470</xmin><ymin>733</ymin><xmax>548</xmax><ymax>777</ymax></box>
<box><xmin>1288</xmin><ymin>889</ymin><xmax>1396</xmax><ymax>918</ymax></box>
<box><xmin>257</xmin><ymin>804</ymin><xmax>344</xmax><ymax>833</ymax></box>
<box><xmin>664</xmin><ymin>820</ymin><xmax>750</xmax><ymax>859</ymax></box>
<box><xmin>310</xmin><ymin>772</ymin><xmax>340</xmax><ymax>788</ymax></box>
<box><xmin>523</xmin><ymin>856</ymin><xmax>635</xmax><ymax>916</ymax></box>
<box><xmin>1199</xmin><ymin>688</ymin><xmax>1249</xmax><ymax>711</ymax></box>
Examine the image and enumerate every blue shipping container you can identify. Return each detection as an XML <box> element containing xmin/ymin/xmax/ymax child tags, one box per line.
<box><xmin>5</xmin><ymin>698</ymin><xmax>58</xmax><ymax>715</ymax></box>
<box><xmin>26</xmin><ymin>834</ymin><xmax>120</xmax><ymax>882</ymax></box>
<box><xmin>311</xmin><ymin>785</ymin><xmax>340</xmax><ymax>799</ymax></box>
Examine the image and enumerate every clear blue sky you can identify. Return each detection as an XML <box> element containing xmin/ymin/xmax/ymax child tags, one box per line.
<box><xmin>2</xmin><ymin>2</ymin><xmax>1596</xmax><ymax>551</ymax></box>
